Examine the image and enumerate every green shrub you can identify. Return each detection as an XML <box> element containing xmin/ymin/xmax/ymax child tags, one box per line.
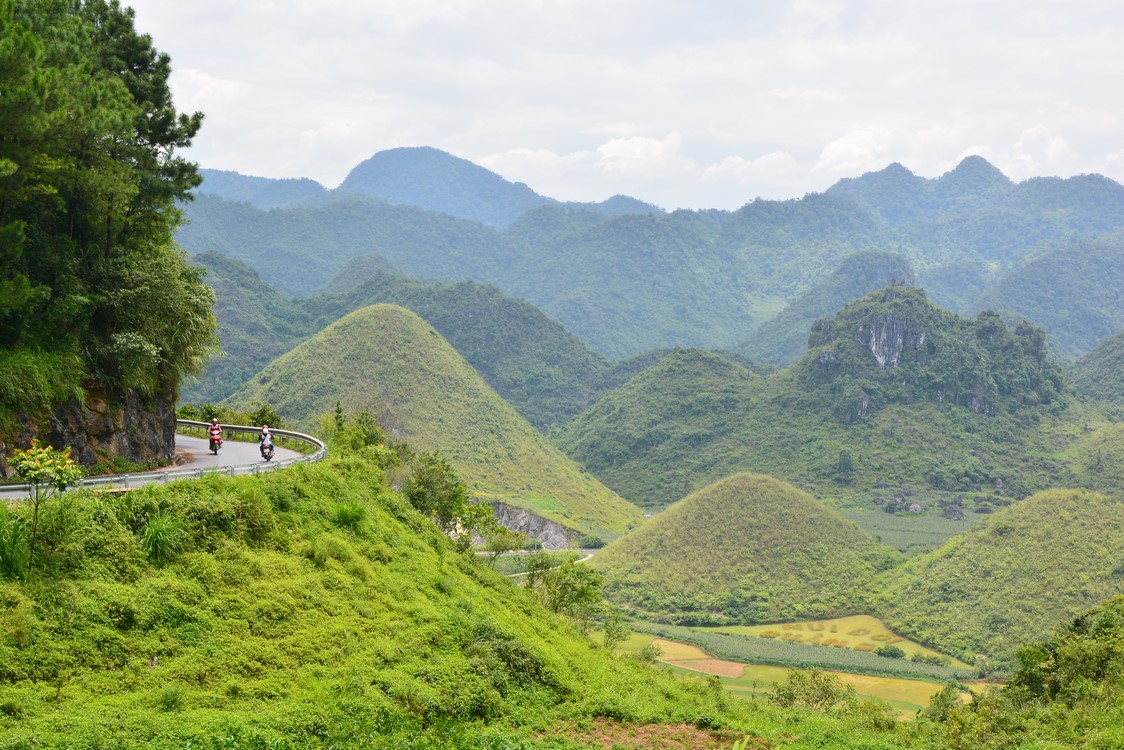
<box><xmin>158</xmin><ymin>684</ymin><xmax>186</xmax><ymax>712</ymax></box>
<box><xmin>141</xmin><ymin>511</ymin><xmax>184</xmax><ymax>564</ymax></box>
<box><xmin>0</xmin><ymin>699</ymin><xmax>22</xmax><ymax>718</ymax></box>
<box><xmin>333</xmin><ymin>501</ymin><xmax>367</xmax><ymax>529</ymax></box>
<box><xmin>875</xmin><ymin>645</ymin><xmax>906</xmax><ymax>659</ymax></box>
<box><xmin>578</xmin><ymin>534</ymin><xmax>606</xmax><ymax>549</ymax></box>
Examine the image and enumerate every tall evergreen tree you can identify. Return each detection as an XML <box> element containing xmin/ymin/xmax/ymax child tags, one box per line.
<box><xmin>0</xmin><ymin>0</ymin><xmax>215</xmax><ymax>427</ymax></box>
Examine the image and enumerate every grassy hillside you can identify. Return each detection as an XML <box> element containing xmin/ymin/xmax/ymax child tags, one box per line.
<box><xmin>186</xmin><ymin>256</ymin><xmax>618</xmax><ymax>430</ymax></box>
<box><xmin>876</xmin><ymin>488</ymin><xmax>1124</xmax><ymax>665</ymax></box>
<box><xmin>304</xmin><ymin>275</ymin><xmax>616</xmax><ymax>430</ymax></box>
<box><xmin>0</xmin><ymin>453</ymin><xmax>756</xmax><ymax>748</ymax></box>
<box><xmin>224</xmin><ymin>305</ymin><xmax>642</xmax><ymax>538</ymax></box>
<box><xmin>555</xmin><ymin>295</ymin><xmax>1090</xmax><ymax>532</ymax></box>
<box><xmin>1071</xmin><ymin>327</ymin><xmax>1124</xmax><ymax>405</ymax></box>
<box><xmin>589</xmin><ymin>473</ymin><xmax>901</xmax><ymax>624</ymax></box>
<box><xmin>968</xmin><ymin>233</ymin><xmax>1124</xmax><ymax>360</ymax></box>
<box><xmin>11</xmin><ymin>445</ymin><xmax>1110</xmax><ymax>749</ymax></box>
<box><xmin>738</xmin><ymin>251</ymin><xmax>915</xmax><ymax>366</ymax></box>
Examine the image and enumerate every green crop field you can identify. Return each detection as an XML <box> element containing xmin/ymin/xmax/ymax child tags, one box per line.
<box><xmin>619</xmin><ymin>632</ymin><xmax>961</xmax><ymax>717</ymax></box>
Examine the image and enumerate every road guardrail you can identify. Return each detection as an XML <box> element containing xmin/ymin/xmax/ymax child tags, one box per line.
<box><xmin>1</xmin><ymin>420</ymin><xmax>327</xmax><ymax>495</ymax></box>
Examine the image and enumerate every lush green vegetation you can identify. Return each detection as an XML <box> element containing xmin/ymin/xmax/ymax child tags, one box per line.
<box><xmin>588</xmin><ymin>473</ymin><xmax>900</xmax><ymax>624</ymax></box>
<box><xmin>969</xmin><ymin>233</ymin><xmax>1124</xmax><ymax>360</ymax></box>
<box><xmin>553</xmin><ymin>306</ymin><xmax>1093</xmax><ymax>522</ymax></box>
<box><xmin>176</xmin><ymin>192</ymin><xmax>512</xmax><ymax>298</ymax></box>
<box><xmin>876</xmin><ymin>488</ymin><xmax>1124</xmax><ymax>668</ymax></box>
<box><xmin>1071</xmin><ymin>327</ymin><xmax>1124</xmax><ymax>406</ymax></box>
<box><xmin>630</xmin><ymin>622</ymin><xmax>972</xmax><ymax>683</ymax></box>
<box><xmin>185</xmin><ymin>252</ymin><xmax>620</xmax><ymax>430</ymax></box>
<box><xmin>737</xmin><ymin>251</ymin><xmax>915</xmax><ymax>366</ymax></box>
<box><xmin>800</xmin><ymin>286</ymin><xmax>1063</xmax><ymax>419</ymax></box>
<box><xmin>0</xmin><ymin>448</ymin><xmax>754</xmax><ymax>748</ymax></box>
<box><xmin>180</xmin><ymin>151</ymin><xmax>1124</xmax><ymax>364</ymax></box>
<box><xmin>0</xmin><ymin>0</ymin><xmax>215</xmax><ymax>439</ymax></box>
<box><xmin>937</xmin><ymin>595</ymin><xmax>1124</xmax><ymax>749</ymax></box>
<box><xmin>224</xmin><ymin>304</ymin><xmax>643</xmax><ymax>539</ymax></box>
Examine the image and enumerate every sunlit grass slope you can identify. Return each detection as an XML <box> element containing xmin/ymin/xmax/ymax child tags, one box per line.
<box><xmin>876</xmin><ymin>488</ymin><xmax>1124</xmax><ymax>665</ymax></box>
<box><xmin>226</xmin><ymin>304</ymin><xmax>642</xmax><ymax>538</ymax></box>
<box><xmin>589</xmin><ymin>473</ymin><xmax>901</xmax><ymax>624</ymax></box>
<box><xmin>554</xmin><ymin>336</ymin><xmax>1103</xmax><ymax>545</ymax></box>
<box><xmin>0</xmin><ymin>456</ymin><xmax>750</xmax><ymax>748</ymax></box>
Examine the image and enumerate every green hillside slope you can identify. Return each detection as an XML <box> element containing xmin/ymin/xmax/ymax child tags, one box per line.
<box><xmin>187</xmin><ymin>255</ymin><xmax>617</xmax><ymax>429</ymax></box>
<box><xmin>182</xmin><ymin>252</ymin><xmax>312</xmax><ymax>403</ymax></box>
<box><xmin>589</xmin><ymin>473</ymin><xmax>900</xmax><ymax>624</ymax></box>
<box><xmin>555</xmin><ymin>291</ymin><xmax>1084</xmax><ymax>524</ymax></box>
<box><xmin>738</xmin><ymin>251</ymin><xmax>915</xmax><ymax>366</ymax></box>
<box><xmin>1071</xmin><ymin>328</ymin><xmax>1124</xmax><ymax>404</ymax></box>
<box><xmin>968</xmin><ymin>234</ymin><xmax>1124</xmax><ymax>360</ymax></box>
<box><xmin>877</xmin><ymin>488</ymin><xmax>1124</xmax><ymax>665</ymax></box>
<box><xmin>0</xmin><ymin>453</ymin><xmax>751</xmax><ymax>748</ymax></box>
<box><xmin>304</xmin><ymin>276</ymin><xmax>616</xmax><ymax>430</ymax></box>
<box><xmin>225</xmin><ymin>305</ymin><xmax>642</xmax><ymax>538</ymax></box>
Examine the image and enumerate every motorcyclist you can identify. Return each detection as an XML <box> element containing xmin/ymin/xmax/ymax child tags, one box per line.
<box><xmin>258</xmin><ymin>424</ymin><xmax>271</xmax><ymax>447</ymax></box>
<box><xmin>207</xmin><ymin>418</ymin><xmax>224</xmax><ymax>452</ymax></box>
<box><xmin>260</xmin><ymin>431</ymin><xmax>275</xmax><ymax>460</ymax></box>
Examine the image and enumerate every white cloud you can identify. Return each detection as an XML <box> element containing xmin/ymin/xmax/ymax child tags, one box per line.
<box><xmin>813</xmin><ymin>127</ymin><xmax>896</xmax><ymax>176</ymax></box>
<box><xmin>125</xmin><ymin>0</ymin><xmax>1124</xmax><ymax>207</ymax></box>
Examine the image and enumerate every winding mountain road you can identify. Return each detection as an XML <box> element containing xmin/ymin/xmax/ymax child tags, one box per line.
<box><xmin>173</xmin><ymin>434</ymin><xmax>302</xmax><ymax>471</ymax></box>
<box><xmin>1</xmin><ymin>427</ymin><xmax>318</xmax><ymax>504</ymax></box>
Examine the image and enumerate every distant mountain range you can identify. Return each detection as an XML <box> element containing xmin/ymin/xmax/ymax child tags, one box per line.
<box><xmin>182</xmin><ymin>148</ymin><xmax>1124</xmax><ymax>363</ymax></box>
<box><xmin>198</xmin><ymin>146</ymin><xmax>663</xmax><ymax>228</ymax></box>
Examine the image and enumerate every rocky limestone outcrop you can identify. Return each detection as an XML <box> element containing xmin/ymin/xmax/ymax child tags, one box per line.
<box><xmin>489</xmin><ymin>502</ymin><xmax>575</xmax><ymax>550</ymax></box>
<box><xmin>1</xmin><ymin>387</ymin><xmax>176</xmax><ymax>477</ymax></box>
<box><xmin>859</xmin><ymin>313</ymin><xmax>928</xmax><ymax>369</ymax></box>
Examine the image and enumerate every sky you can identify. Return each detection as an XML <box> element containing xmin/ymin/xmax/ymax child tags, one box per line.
<box><xmin>126</xmin><ymin>0</ymin><xmax>1124</xmax><ymax>210</ymax></box>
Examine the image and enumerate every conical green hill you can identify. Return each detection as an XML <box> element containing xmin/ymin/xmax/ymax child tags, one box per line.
<box><xmin>588</xmin><ymin>472</ymin><xmax>900</xmax><ymax>624</ymax></box>
<box><xmin>225</xmin><ymin>304</ymin><xmax>642</xmax><ymax>538</ymax></box>
<box><xmin>878</xmin><ymin>488</ymin><xmax>1124</xmax><ymax>664</ymax></box>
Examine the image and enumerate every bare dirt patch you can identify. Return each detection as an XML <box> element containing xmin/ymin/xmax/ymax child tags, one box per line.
<box><xmin>551</xmin><ymin>718</ymin><xmax>764</xmax><ymax>749</ymax></box>
<box><xmin>665</xmin><ymin>658</ymin><xmax>747</xmax><ymax>678</ymax></box>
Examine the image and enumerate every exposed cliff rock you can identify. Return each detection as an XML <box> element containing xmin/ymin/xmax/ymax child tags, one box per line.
<box><xmin>490</xmin><ymin>502</ymin><xmax>575</xmax><ymax>549</ymax></box>
<box><xmin>1</xmin><ymin>387</ymin><xmax>176</xmax><ymax>477</ymax></box>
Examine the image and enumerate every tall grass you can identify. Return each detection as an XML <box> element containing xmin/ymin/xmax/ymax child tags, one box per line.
<box><xmin>0</xmin><ymin>511</ymin><xmax>29</xmax><ymax>580</ymax></box>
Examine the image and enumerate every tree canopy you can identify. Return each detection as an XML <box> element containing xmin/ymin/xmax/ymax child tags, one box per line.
<box><xmin>0</xmin><ymin>0</ymin><xmax>215</xmax><ymax>423</ymax></box>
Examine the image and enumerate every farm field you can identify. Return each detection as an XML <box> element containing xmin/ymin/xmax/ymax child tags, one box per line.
<box><xmin>620</xmin><ymin>634</ymin><xmax>964</xmax><ymax>717</ymax></box>
<box><xmin>710</xmin><ymin>614</ymin><xmax>971</xmax><ymax>668</ymax></box>
<box><xmin>838</xmin><ymin>507</ymin><xmax>976</xmax><ymax>553</ymax></box>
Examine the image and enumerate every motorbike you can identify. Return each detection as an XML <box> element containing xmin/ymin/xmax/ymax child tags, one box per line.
<box><xmin>208</xmin><ymin>434</ymin><xmax>223</xmax><ymax>455</ymax></box>
<box><xmin>261</xmin><ymin>442</ymin><xmax>275</xmax><ymax>461</ymax></box>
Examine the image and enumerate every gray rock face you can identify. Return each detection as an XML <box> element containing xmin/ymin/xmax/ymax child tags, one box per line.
<box><xmin>859</xmin><ymin>313</ymin><xmax>927</xmax><ymax>369</ymax></box>
<box><xmin>489</xmin><ymin>502</ymin><xmax>575</xmax><ymax>549</ymax></box>
<box><xmin>4</xmin><ymin>387</ymin><xmax>177</xmax><ymax>473</ymax></box>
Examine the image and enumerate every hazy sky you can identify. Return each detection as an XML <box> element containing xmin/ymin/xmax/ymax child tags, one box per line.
<box><xmin>127</xmin><ymin>0</ymin><xmax>1124</xmax><ymax>210</ymax></box>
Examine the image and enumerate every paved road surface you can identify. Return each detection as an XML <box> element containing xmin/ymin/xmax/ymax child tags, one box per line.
<box><xmin>173</xmin><ymin>435</ymin><xmax>301</xmax><ymax>471</ymax></box>
<box><xmin>1</xmin><ymin>434</ymin><xmax>302</xmax><ymax>503</ymax></box>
